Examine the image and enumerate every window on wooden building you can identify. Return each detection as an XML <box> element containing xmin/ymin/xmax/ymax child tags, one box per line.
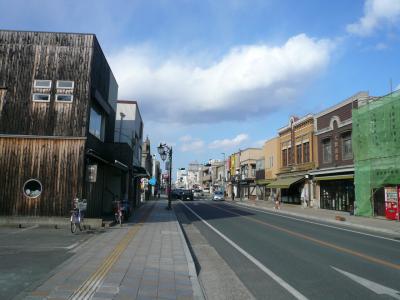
<box><xmin>342</xmin><ymin>131</ymin><xmax>353</xmax><ymax>160</ymax></box>
<box><xmin>56</xmin><ymin>80</ymin><xmax>74</xmax><ymax>89</ymax></box>
<box><xmin>303</xmin><ymin>142</ymin><xmax>310</xmax><ymax>163</ymax></box>
<box><xmin>288</xmin><ymin>147</ymin><xmax>293</xmax><ymax>165</ymax></box>
<box><xmin>322</xmin><ymin>138</ymin><xmax>332</xmax><ymax>163</ymax></box>
<box><xmin>23</xmin><ymin>179</ymin><xmax>42</xmax><ymax>198</ymax></box>
<box><xmin>55</xmin><ymin>94</ymin><xmax>73</xmax><ymax>103</ymax></box>
<box><xmin>282</xmin><ymin>149</ymin><xmax>288</xmax><ymax>166</ymax></box>
<box><xmin>89</xmin><ymin>107</ymin><xmax>105</xmax><ymax>141</ymax></box>
<box><xmin>296</xmin><ymin>144</ymin><xmax>302</xmax><ymax>164</ymax></box>
<box><xmin>34</xmin><ymin>80</ymin><xmax>51</xmax><ymax>88</ymax></box>
<box><xmin>32</xmin><ymin>93</ymin><xmax>50</xmax><ymax>102</ymax></box>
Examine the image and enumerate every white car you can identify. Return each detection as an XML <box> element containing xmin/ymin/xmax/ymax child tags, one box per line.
<box><xmin>193</xmin><ymin>189</ymin><xmax>203</xmax><ymax>197</ymax></box>
<box><xmin>213</xmin><ymin>191</ymin><xmax>224</xmax><ymax>201</ymax></box>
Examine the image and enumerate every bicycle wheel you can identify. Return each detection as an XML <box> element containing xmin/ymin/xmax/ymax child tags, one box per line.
<box><xmin>71</xmin><ymin>222</ymin><xmax>77</xmax><ymax>233</ymax></box>
<box><xmin>78</xmin><ymin>221</ymin><xmax>83</xmax><ymax>231</ymax></box>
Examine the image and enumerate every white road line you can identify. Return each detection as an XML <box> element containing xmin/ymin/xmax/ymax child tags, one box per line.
<box><xmin>332</xmin><ymin>266</ymin><xmax>400</xmax><ymax>299</ymax></box>
<box><xmin>65</xmin><ymin>242</ymin><xmax>79</xmax><ymax>250</ymax></box>
<box><xmin>8</xmin><ymin>224</ymin><xmax>39</xmax><ymax>235</ymax></box>
<box><xmin>180</xmin><ymin>201</ymin><xmax>308</xmax><ymax>300</ymax></box>
<box><xmin>225</xmin><ymin>202</ymin><xmax>400</xmax><ymax>244</ymax></box>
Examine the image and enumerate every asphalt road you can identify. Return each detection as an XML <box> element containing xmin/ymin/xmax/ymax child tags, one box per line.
<box><xmin>0</xmin><ymin>225</ymin><xmax>100</xmax><ymax>300</ymax></box>
<box><xmin>176</xmin><ymin>200</ymin><xmax>400</xmax><ymax>300</ymax></box>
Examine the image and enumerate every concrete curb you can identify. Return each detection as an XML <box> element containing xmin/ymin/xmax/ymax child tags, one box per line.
<box><xmin>233</xmin><ymin>202</ymin><xmax>400</xmax><ymax>236</ymax></box>
<box><xmin>0</xmin><ymin>216</ymin><xmax>103</xmax><ymax>228</ymax></box>
<box><xmin>174</xmin><ymin>206</ymin><xmax>206</xmax><ymax>300</ymax></box>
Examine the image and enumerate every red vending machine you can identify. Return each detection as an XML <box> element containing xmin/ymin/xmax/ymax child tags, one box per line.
<box><xmin>398</xmin><ymin>186</ymin><xmax>400</xmax><ymax>221</ymax></box>
<box><xmin>384</xmin><ymin>187</ymin><xmax>398</xmax><ymax>220</ymax></box>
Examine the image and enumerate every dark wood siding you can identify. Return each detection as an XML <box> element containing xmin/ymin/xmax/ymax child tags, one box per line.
<box><xmin>317</xmin><ymin>102</ymin><xmax>353</xmax><ymax>130</ymax></box>
<box><xmin>0</xmin><ymin>137</ymin><xmax>85</xmax><ymax>216</ymax></box>
<box><xmin>0</xmin><ymin>31</ymin><xmax>93</xmax><ymax>136</ymax></box>
<box><xmin>317</xmin><ymin>124</ymin><xmax>353</xmax><ymax>167</ymax></box>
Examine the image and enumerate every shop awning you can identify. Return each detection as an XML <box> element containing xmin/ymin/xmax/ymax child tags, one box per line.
<box><xmin>314</xmin><ymin>174</ymin><xmax>354</xmax><ymax>181</ymax></box>
<box><xmin>256</xmin><ymin>179</ymin><xmax>273</xmax><ymax>185</ymax></box>
<box><xmin>267</xmin><ymin>176</ymin><xmax>304</xmax><ymax>188</ymax></box>
<box><xmin>132</xmin><ymin>165</ymin><xmax>150</xmax><ymax>178</ymax></box>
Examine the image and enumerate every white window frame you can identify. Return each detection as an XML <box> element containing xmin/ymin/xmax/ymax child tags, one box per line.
<box><xmin>56</xmin><ymin>80</ymin><xmax>74</xmax><ymax>89</ymax></box>
<box><xmin>34</xmin><ymin>80</ymin><xmax>52</xmax><ymax>88</ymax></box>
<box><xmin>32</xmin><ymin>93</ymin><xmax>50</xmax><ymax>102</ymax></box>
<box><xmin>55</xmin><ymin>94</ymin><xmax>73</xmax><ymax>103</ymax></box>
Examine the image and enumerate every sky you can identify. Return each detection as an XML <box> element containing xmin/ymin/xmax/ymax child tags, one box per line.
<box><xmin>1</xmin><ymin>0</ymin><xmax>400</xmax><ymax>175</ymax></box>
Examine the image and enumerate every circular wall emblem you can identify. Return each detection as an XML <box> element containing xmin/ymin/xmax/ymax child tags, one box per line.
<box><xmin>23</xmin><ymin>179</ymin><xmax>43</xmax><ymax>198</ymax></box>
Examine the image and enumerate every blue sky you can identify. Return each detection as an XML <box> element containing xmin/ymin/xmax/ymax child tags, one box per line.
<box><xmin>1</xmin><ymin>0</ymin><xmax>400</xmax><ymax>174</ymax></box>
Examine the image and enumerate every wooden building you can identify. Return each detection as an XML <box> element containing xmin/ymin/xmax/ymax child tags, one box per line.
<box><xmin>310</xmin><ymin>92</ymin><xmax>369</xmax><ymax>212</ymax></box>
<box><xmin>269</xmin><ymin>115</ymin><xmax>317</xmax><ymax>204</ymax></box>
<box><xmin>0</xmin><ymin>30</ymin><xmax>146</xmax><ymax>218</ymax></box>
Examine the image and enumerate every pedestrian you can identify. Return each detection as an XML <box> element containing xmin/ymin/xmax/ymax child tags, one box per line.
<box><xmin>301</xmin><ymin>187</ymin><xmax>306</xmax><ymax>208</ymax></box>
<box><xmin>275</xmin><ymin>189</ymin><xmax>281</xmax><ymax>210</ymax></box>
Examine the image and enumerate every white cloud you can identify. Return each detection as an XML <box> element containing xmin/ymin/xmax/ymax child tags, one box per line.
<box><xmin>375</xmin><ymin>42</ymin><xmax>388</xmax><ymax>50</ymax></box>
<box><xmin>396</xmin><ymin>83</ymin><xmax>400</xmax><ymax>91</ymax></box>
<box><xmin>208</xmin><ymin>134</ymin><xmax>249</xmax><ymax>149</ymax></box>
<box><xmin>347</xmin><ymin>0</ymin><xmax>400</xmax><ymax>36</ymax></box>
<box><xmin>179</xmin><ymin>136</ymin><xmax>205</xmax><ymax>152</ymax></box>
<box><xmin>109</xmin><ymin>34</ymin><xmax>333</xmax><ymax>124</ymax></box>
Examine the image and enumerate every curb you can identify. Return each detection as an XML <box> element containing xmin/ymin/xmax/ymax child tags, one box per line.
<box><xmin>174</xmin><ymin>206</ymin><xmax>206</xmax><ymax>300</ymax></box>
<box><xmin>232</xmin><ymin>202</ymin><xmax>400</xmax><ymax>236</ymax></box>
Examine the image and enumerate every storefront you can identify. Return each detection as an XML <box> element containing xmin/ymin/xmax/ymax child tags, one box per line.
<box><xmin>267</xmin><ymin>176</ymin><xmax>305</xmax><ymax>204</ymax></box>
<box><xmin>255</xmin><ymin>179</ymin><xmax>273</xmax><ymax>200</ymax></box>
<box><xmin>316</xmin><ymin>176</ymin><xmax>354</xmax><ymax>212</ymax></box>
<box><xmin>239</xmin><ymin>179</ymin><xmax>256</xmax><ymax>200</ymax></box>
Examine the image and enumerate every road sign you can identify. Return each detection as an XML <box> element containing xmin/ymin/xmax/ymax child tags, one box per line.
<box><xmin>149</xmin><ymin>177</ymin><xmax>157</xmax><ymax>186</ymax></box>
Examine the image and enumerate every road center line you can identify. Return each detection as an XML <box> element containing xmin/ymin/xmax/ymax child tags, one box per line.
<box><xmin>206</xmin><ymin>202</ymin><xmax>400</xmax><ymax>271</ymax></box>
<box><xmin>179</xmin><ymin>201</ymin><xmax>308</xmax><ymax>300</ymax></box>
<box><xmin>226</xmin><ymin>202</ymin><xmax>400</xmax><ymax>244</ymax></box>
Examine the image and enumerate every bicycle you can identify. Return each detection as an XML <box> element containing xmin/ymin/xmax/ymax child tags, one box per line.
<box><xmin>70</xmin><ymin>198</ymin><xmax>87</xmax><ymax>233</ymax></box>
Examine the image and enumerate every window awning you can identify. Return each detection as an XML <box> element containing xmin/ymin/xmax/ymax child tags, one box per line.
<box><xmin>267</xmin><ymin>176</ymin><xmax>304</xmax><ymax>188</ymax></box>
<box><xmin>256</xmin><ymin>179</ymin><xmax>273</xmax><ymax>185</ymax></box>
<box><xmin>314</xmin><ymin>175</ymin><xmax>354</xmax><ymax>181</ymax></box>
<box><xmin>132</xmin><ymin>165</ymin><xmax>150</xmax><ymax>178</ymax></box>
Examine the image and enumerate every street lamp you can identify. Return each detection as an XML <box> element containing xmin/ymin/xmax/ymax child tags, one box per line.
<box><xmin>221</xmin><ymin>153</ymin><xmax>226</xmax><ymax>193</ymax></box>
<box><xmin>157</xmin><ymin>143</ymin><xmax>173</xmax><ymax>210</ymax></box>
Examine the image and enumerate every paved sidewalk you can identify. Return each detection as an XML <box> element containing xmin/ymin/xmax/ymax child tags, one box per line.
<box><xmin>23</xmin><ymin>200</ymin><xmax>203</xmax><ymax>300</ymax></box>
<box><xmin>229</xmin><ymin>199</ymin><xmax>400</xmax><ymax>235</ymax></box>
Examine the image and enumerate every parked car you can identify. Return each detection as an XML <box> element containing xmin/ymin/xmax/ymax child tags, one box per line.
<box><xmin>212</xmin><ymin>191</ymin><xmax>224</xmax><ymax>201</ymax></box>
<box><xmin>172</xmin><ymin>189</ymin><xmax>183</xmax><ymax>199</ymax></box>
<box><xmin>193</xmin><ymin>189</ymin><xmax>203</xmax><ymax>198</ymax></box>
<box><xmin>181</xmin><ymin>189</ymin><xmax>194</xmax><ymax>201</ymax></box>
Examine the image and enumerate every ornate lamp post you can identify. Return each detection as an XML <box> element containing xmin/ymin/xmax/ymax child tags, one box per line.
<box><xmin>157</xmin><ymin>143</ymin><xmax>172</xmax><ymax>210</ymax></box>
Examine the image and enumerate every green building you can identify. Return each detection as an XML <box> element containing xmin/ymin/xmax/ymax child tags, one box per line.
<box><xmin>352</xmin><ymin>91</ymin><xmax>400</xmax><ymax>217</ymax></box>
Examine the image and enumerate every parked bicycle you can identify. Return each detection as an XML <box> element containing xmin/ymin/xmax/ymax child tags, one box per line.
<box><xmin>70</xmin><ymin>197</ymin><xmax>87</xmax><ymax>233</ymax></box>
